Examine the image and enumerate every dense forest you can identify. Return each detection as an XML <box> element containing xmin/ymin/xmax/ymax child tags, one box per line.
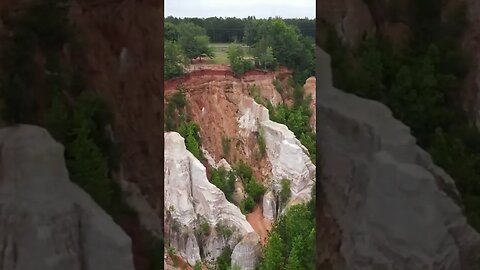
<box><xmin>165</xmin><ymin>16</ymin><xmax>315</xmax><ymax>43</ymax></box>
<box><xmin>320</xmin><ymin>1</ymin><xmax>480</xmax><ymax>230</ymax></box>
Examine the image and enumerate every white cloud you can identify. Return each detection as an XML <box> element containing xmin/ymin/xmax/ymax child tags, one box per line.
<box><xmin>165</xmin><ymin>0</ymin><xmax>315</xmax><ymax>18</ymax></box>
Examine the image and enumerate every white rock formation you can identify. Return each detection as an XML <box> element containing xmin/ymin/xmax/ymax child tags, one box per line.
<box><xmin>164</xmin><ymin>132</ymin><xmax>260</xmax><ymax>267</ymax></box>
<box><xmin>237</xmin><ymin>97</ymin><xmax>316</xmax><ymax>207</ymax></box>
<box><xmin>231</xmin><ymin>232</ymin><xmax>262</xmax><ymax>270</ymax></box>
<box><xmin>201</xmin><ymin>147</ymin><xmax>233</xmax><ymax>171</ymax></box>
<box><xmin>262</xmin><ymin>190</ymin><xmax>276</xmax><ymax>220</ymax></box>
<box><xmin>317</xmin><ymin>47</ymin><xmax>480</xmax><ymax>270</ymax></box>
<box><xmin>0</xmin><ymin>125</ymin><xmax>134</xmax><ymax>270</ymax></box>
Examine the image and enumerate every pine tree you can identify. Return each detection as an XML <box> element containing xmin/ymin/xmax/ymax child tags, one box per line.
<box><xmin>260</xmin><ymin>232</ymin><xmax>285</xmax><ymax>270</ymax></box>
<box><xmin>66</xmin><ymin>110</ymin><xmax>112</xmax><ymax>210</ymax></box>
<box><xmin>286</xmin><ymin>244</ymin><xmax>301</xmax><ymax>270</ymax></box>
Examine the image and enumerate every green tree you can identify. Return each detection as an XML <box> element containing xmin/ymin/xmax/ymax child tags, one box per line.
<box><xmin>165</xmin><ymin>22</ymin><xmax>180</xmax><ymax>42</ymax></box>
<box><xmin>164</xmin><ymin>41</ymin><xmax>187</xmax><ymax>79</ymax></box>
<box><xmin>300</xmin><ymin>132</ymin><xmax>316</xmax><ymax>163</ymax></box>
<box><xmin>253</xmin><ymin>38</ymin><xmax>277</xmax><ymax>70</ymax></box>
<box><xmin>177</xmin><ymin>22</ymin><xmax>213</xmax><ymax>60</ymax></box>
<box><xmin>240</xmin><ymin>195</ymin><xmax>255</xmax><ymax>213</ymax></box>
<box><xmin>260</xmin><ymin>232</ymin><xmax>285</xmax><ymax>270</ymax></box>
<box><xmin>227</xmin><ymin>44</ymin><xmax>253</xmax><ymax>76</ymax></box>
<box><xmin>246</xmin><ymin>179</ymin><xmax>265</xmax><ymax>202</ymax></box>
<box><xmin>66</xmin><ymin>116</ymin><xmax>112</xmax><ymax>210</ymax></box>
<box><xmin>235</xmin><ymin>160</ymin><xmax>253</xmax><ymax>182</ymax></box>
<box><xmin>286</xmin><ymin>244</ymin><xmax>301</xmax><ymax>270</ymax></box>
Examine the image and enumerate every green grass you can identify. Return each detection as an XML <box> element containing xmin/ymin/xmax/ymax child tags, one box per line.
<box><xmin>208</xmin><ymin>43</ymin><xmax>252</xmax><ymax>64</ymax></box>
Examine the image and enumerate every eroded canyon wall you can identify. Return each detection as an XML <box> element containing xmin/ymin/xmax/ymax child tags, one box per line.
<box><xmin>0</xmin><ymin>125</ymin><xmax>135</xmax><ymax>270</ymax></box>
<box><xmin>164</xmin><ymin>132</ymin><xmax>261</xmax><ymax>269</ymax></box>
<box><xmin>317</xmin><ymin>47</ymin><xmax>480</xmax><ymax>269</ymax></box>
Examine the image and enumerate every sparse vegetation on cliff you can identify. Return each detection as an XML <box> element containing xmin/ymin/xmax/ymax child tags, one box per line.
<box><xmin>257</xmin><ymin>128</ymin><xmax>267</xmax><ymax>158</ymax></box>
<box><xmin>215</xmin><ymin>246</ymin><xmax>234</xmax><ymax>270</ymax></box>
<box><xmin>165</xmin><ymin>89</ymin><xmax>204</xmax><ymax>161</ymax></box>
<box><xmin>211</xmin><ymin>167</ymin><xmax>236</xmax><ymax>203</ymax></box>
<box><xmin>232</xmin><ymin>161</ymin><xmax>266</xmax><ymax>213</ymax></box>
<box><xmin>268</xmin><ymin>84</ymin><xmax>316</xmax><ymax>163</ymax></box>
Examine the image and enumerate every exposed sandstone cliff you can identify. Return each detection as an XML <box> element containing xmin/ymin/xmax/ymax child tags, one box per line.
<box><xmin>0</xmin><ymin>125</ymin><xmax>134</xmax><ymax>270</ymax></box>
<box><xmin>317</xmin><ymin>47</ymin><xmax>480</xmax><ymax>269</ymax></box>
<box><xmin>237</xmin><ymin>96</ymin><xmax>315</xmax><ymax>208</ymax></box>
<box><xmin>164</xmin><ymin>67</ymin><xmax>297</xmax><ymax>185</ymax></box>
<box><xmin>164</xmin><ymin>132</ymin><xmax>260</xmax><ymax>268</ymax></box>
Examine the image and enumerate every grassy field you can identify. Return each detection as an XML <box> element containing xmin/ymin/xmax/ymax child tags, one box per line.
<box><xmin>208</xmin><ymin>43</ymin><xmax>252</xmax><ymax>64</ymax></box>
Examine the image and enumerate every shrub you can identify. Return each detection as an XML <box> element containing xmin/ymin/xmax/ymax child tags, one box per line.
<box><xmin>216</xmin><ymin>246</ymin><xmax>233</xmax><ymax>270</ymax></box>
<box><xmin>235</xmin><ymin>160</ymin><xmax>253</xmax><ymax>183</ymax></box>
<box><xmin>210</xmin><ymin>168</ymin><xmax>235</xmax><ymax>202</ymax></box>
<box><xmin>246</xmin><ymin>178</ymin><xmax>266</xmax><ymax>202</ymax></box>
<box><xmin>179</xmin><ymin>121</ymin><xmax>203</xmax><ymax>160</ymax></box>
<box><xmin>257</xmin><ymin>128</ymin><xmax>266</xmax><ymax>157</ymax></box>
<box><xmin>240</xmin><ymin>195</ymin><xmax>255</xmax><ymax>213</ymax></box>
<box><xmin>193</xmin><ymin>262</ymin><xmax>202</xmax><ymax>270</ymax></box>
<box><xmin>215</xmin><ymin>222</ymin><xmax>234</xmax><ymax>239</ymax></box>
<box><xmin>199</xmin><ymin>218</ymin><xmax>210</xmax><ymax>236</ymax></box>
<box><xmin>273</xmin><ymin>78</ymin><xmax>284</xmax><ymax>95</ymax></box>
<box><xmin>280</xmin><ymin>179</ymin><xmax>291</xmax><ymax>205</ymax></box>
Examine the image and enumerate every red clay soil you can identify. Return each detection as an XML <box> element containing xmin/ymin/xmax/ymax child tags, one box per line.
<box><xmin>173</xmin><ymin>255</ymin><xmax>193</xmax><ymax>270</ymax></box>
<box><xmin>165</xmin><ymin>65</ymin><xmax>294</xmax><ymax>182</ymax></box>
<box><xmin>165</xmin><ymin>65</ymin><xmax>292</xmax><ymax>95</ymax></box>
<box><xmin>68</xmin><ymin>2</ymin><xmax>164</xmax><ymax>269</ymax></box>
<box><xmin>246</xmin><ymin>204</ymin><xmax>273</xmax><ymax>246</ymax></box>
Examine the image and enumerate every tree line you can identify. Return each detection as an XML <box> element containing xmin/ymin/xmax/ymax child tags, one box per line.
<box><xmin>165</xmin><ymin>16</ymin><xmax>314</xmax><ymax>43</ymax></box>
<box><xmin>224</xmin><ymin>18</ymin><xmax>315</xmax><ymax>84</ymax></box>
<box><xmin>165</xmin><ymin>17</ymin><xmax>315</xmax><ymax>84</ymax></box>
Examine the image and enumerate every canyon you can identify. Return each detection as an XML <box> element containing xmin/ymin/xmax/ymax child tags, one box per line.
<box><xmin>163</xmin><ymin>65</ymin><xmax>316</xmax><ymax>268</ymax></box>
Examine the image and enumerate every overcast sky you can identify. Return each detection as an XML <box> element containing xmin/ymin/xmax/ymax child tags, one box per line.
<box><xmin>165</xmin><ymin>0</ymin><xmax>315</xmax><ymax>19</ymax></box>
